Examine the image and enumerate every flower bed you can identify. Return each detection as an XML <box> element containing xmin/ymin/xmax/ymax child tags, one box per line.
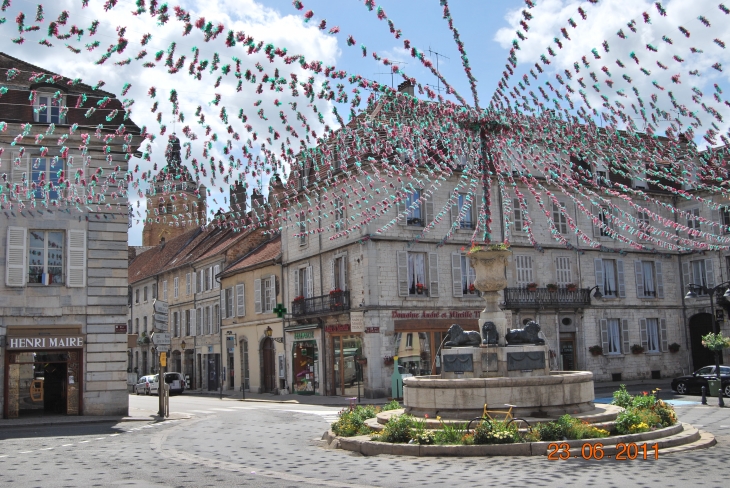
<box><xmin>330</xmin><ymin>401</ymin><xmax>401</xmax><ymax>437</ymax></box>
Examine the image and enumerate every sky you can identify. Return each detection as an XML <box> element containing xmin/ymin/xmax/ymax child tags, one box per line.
<box><xmin>1</xmin><ymin>0</ymin><xmax>729</xmax><ymax>245</ymax></box>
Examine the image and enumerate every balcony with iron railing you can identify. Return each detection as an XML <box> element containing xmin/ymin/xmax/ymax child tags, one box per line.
<box><xmin>291</xmin><ymin>290</ymin><xmax>351</xmax><ymax>318</ymax></box>
<box><xmin>503</xmin><ymin>287</ymin><xmax>592</xmax><ymax>310</ymax></box>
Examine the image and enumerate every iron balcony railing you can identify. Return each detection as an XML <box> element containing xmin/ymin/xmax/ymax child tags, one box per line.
<box><xmin>503</xmin><ymin>287</ymin><xmax>592</xmax><ymax>309</ymax></box>
<box><xmin>291</xmin><ymin>290</ymin><xmax>351</xmax><ymax>317</ymax></box>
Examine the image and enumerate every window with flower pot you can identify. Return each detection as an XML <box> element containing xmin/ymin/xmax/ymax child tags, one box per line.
<box><xmin>451</xmin><ymin>253</ymin><xmax>477</xmax><ymax>297</ymax></box>
<box><xmin>397</xmin><ymin>251</ymin><xmax>439</xmax><ymax>297</ymax></box>
<box><xmin>640</xmin><ymin>318</ymin><xmax>667</xmax><ymax>353</ymax></box>
<box><xmin>600</xmin><ymin>318</ymin><xmax>629</xmax><ymax>355</ymax></box>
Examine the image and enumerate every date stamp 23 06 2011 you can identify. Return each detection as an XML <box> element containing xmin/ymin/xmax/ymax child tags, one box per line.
<box><xmin>547</xmin><ymin>442</ymin><xmax>659</xmax><ymax>460</ymax></box>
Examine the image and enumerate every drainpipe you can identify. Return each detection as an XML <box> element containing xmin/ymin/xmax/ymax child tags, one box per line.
<box><xmin>674</xmin><ymin>195</ymin><xmax>691</xmax><ymax>374</ymax></box>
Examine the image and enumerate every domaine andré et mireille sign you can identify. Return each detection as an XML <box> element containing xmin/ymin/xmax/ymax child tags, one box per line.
<box><xmin>391</xmin><ymin>310</ymin><xmax>480</xmax><ymax>319</ymax></box>
<box><xmin>7</xmin><ymin>336</ymin><xmax>85</xmax><ymax>350</ymax></box>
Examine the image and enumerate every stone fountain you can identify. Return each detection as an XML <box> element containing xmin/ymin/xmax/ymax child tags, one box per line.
<box><xmin>403</xmin><ymin>248</ymin><xmax>595</xmax><ymax>419</ymax></box>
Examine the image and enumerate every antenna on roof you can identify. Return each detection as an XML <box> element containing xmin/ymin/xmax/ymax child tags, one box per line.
<box><xmin>427</xmin><ymin>46</ymin><xmax>449</xmax><ymax>95</ymax></box>
<box><xmin>374</xmin><ymin>60</ymin><xmax>409</xmax><ymax>88</ymax></box>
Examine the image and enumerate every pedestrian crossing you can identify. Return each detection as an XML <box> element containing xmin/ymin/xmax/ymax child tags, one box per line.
<box><xmin>178</xmin><ymin>405</ymin><xmax>341</xmax><ymax>423</ymax></box>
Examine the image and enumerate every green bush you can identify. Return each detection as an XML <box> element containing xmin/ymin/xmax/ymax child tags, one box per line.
<box><xmin>473</xmin><ymin>420</ymin><xmax>520</xmax><ymax>445</ymax></box>
<box><xmin>534</xmin><ymin>415</ymin><xmax>610</xmax><ymax>441</ymax></box>
<box><xmin>380</xmin><ymin>414</ymin><xmax>415</xmax><ymax>443</ymax></box>
<box><xmin>381</xmin><ymin>400</ymin><xmax>401</xmax><ymax>411</ymax></box>
<box><xmin>331</xmin><ymin>405</ymin><xmax>378</xmax><ymax>437</ymax></box>
<box><xmin>615</xmin><ymin>409</ymin><xmax>643</xmax><ymax>435</ymax></box>
<box><xmin>433</xmin><ymin>420</ymin><xmax>467</xmax><ymax>445</ymax></box>
<box><xmin>611</xmin><ymin>384</ymin><xmax>633</xmax><ymax>409</ymax></box>
<box><xmin>652</xmin><ymin>399</ymin><xmax>677</xmax><ymax>427</ymax></box>
<box><xmin>634</xmin><ymin>408</ymin><xmax>661</xmax><ymax>428</ymax></box>
<box><xmin>535</xmin><ymin>419</ymin><xmax>569</xmax><ymax>441</ymax></box>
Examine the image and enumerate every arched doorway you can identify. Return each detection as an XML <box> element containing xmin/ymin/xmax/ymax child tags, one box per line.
<box><xmin>689</xmin><ymin>313</ymin><xmax>723</xmax><ymax>371</ymax></box>
<box><xmin>261</xmin><ymin>337</ymin><xmax>277</xmax><ymax>393</ymax></box>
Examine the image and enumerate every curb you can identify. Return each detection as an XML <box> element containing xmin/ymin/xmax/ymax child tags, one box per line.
<box><xmin>0</xmin><ymin>415</ymin><xmax>193</xmax><ymax>430</ymax></box>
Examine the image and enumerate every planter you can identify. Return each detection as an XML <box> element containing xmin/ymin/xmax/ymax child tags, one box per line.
<box><xmin>566</xmin><ymin>285</ymin><xmax>578</xmax><ymax>292</ymax></box>
<box><xmin>668</xmin><ymin>343</ymin><xmax>681</xmax><ymax>353</ymax></box>
<box><xmin>467</xmin><ymin>250</ymin><xmax>512</xmax><ymax>294</ymax></box>
<box><xmin>526</xmin><ymin>286</ymin><xmax>538</xmax><ymax>292</ymax></box>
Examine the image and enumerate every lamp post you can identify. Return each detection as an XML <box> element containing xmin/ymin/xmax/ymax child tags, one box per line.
<box><xmin>685</xmin><ymin>281</ymin><xmax>730</xmax><ymax>407</ymax></box>
<box><xmin>587</xmin><ymin>285</ymin><xmax>604</xmax><ymax>300</ymax></box>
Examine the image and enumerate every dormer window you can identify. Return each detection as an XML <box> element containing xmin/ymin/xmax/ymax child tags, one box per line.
<box><xmin>34</xmin><ymin>93</ymin><xmax>66</xmax><ymax>124</ymax></box>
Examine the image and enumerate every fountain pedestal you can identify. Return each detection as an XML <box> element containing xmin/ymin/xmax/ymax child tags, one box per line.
<box><xmin>441</xmin><ymin>345</ymin><xmax>550</xmax><ymax>379</ymax></box>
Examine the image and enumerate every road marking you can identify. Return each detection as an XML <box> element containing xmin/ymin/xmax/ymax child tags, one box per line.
<box><xmin>40</xmin><ymin>447</ymin><xmax>53</xmax><ymax>451</ymax></box>
<box><xmin>209</xmin><ymin>408</ymin><xmax>236</xmax><ymax>412</ymax></box>
<box><xmin>95</xmin><ymin>437</ymin><xmax>106</xmax><ymax>440</ymax></box>
<box><xmin>61</xmin><ymin>444</ymin><xmax>73</xmax><ymax>447</ymax></box>
<box><xmin>191</xmin><ymin>410</ymin><xmax>215</xmax><ymax>414</ymax></box>
<box><xmin>109</xmin><ymin>434</ymin><xmax>120</xmax><ymax>436</ymax></box>
<box><xmin>0</xmin><ymin>455</ymin><xmax>7</xmax><ymax>458</ymax></box>
<box><xmin>78</xmin><ymin>440</ymin><xmax>90</xmax><ymax>443</ymax></box>
<box><xmin>18</xmin><ymin>451</ymin><xmax>33</xmax><ymax>454</ymax></box>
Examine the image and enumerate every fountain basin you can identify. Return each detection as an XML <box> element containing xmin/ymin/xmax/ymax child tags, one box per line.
<box><xmin>403</xmin><ymin>371</ymin><xmax>594</xmax><ymax>420</ymax></box>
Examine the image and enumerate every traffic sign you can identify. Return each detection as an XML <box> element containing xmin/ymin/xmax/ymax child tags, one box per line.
<box><xmin>152</xmin><ymin>332</ymin><xmax>171</xmax><ymax>346</ymax></box>
<box><xmin>153</xmin><ymin>300</ymin><xmax>169</xmax><ymax>315</ymax></box>
<box><xmin>153</xmin><ymin>313</ymin><xmax>169</xmax><ymax>324</ymax></box>
<box><xmin>160</xmin><ymin>352</ymin><xmax>167</xmax><ymax>367</ymax></box>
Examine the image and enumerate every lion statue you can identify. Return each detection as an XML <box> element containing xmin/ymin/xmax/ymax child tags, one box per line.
<box><xmin>481</xmin><ymin>321</ymin><xmax>499</xmax><ymax>345</ymax></box>
<box><xmin>444</xmin><ymin>323</ymin><xmax>482</xmax><ymax>348</ymax></box>
<box><xmin>505</xmin><ymin>320</ymin><xmax>545</xmax><ymax>345</ymax></box>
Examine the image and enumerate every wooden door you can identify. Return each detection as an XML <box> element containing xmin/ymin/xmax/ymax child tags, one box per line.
<box><xmin>262</xmin><ymin>337</ymin><xmax>276</xmax><ymax>393</ymax></box>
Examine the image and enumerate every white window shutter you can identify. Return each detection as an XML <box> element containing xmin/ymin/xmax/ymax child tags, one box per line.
<box><xmin>450</xmin><ymin>200</ymin><xmax>459</xmax><ymax>227</ymax></box>
<box><xmin>293</xmin><ymin>269</ymin><xmax>300</xmax><ymax>297</ymax></box>
<box><xmin>67</xmin><ymin>229</ymin><xmax>86</xmax><ymax>288</ymax></box>
<box><xmin>190</xmin><ymin>308</ymin><xmax>196</xmax><ymax>335</ymax></box>
<box><xmin>634</xmin><ymin>261</ymin><xmax>644</xmax><ymax>298</ymax></box>
<box><xmin>396</xmin><ymin>200</ymin><xmax>406</xmax><ymax>226</ymax></box>
<box><xmin>11</xmin><ymin>151</ymin><xmax>29</xmax><ymax>187</ymax></box>
<box><xmin>220</xmin><ymin>290</ymin><xmax>226</xmax><ymax>319</ymax></box>
<box><xmin>214</xmin><ymin>265</ymin><xmax>220</xmax><ymax>288</ymax></box>
<box><xmin>600</xmin><ymin>319</ymin><xmax>609</xmax><ymax>353</ymax></box>
<box><xmin>162</xmin><ymin>280</ymin><xmax>168</xmax><ymax>300</ymax></box>
<box><xmin>704</xmin><ymin>259</ymin><xmax>715</xmax><ymax>289</ymax></box>
<box><xmin>424</xmin><ymin>197</ymin><xmax>434</xmax><ymax>228</ymax></box>
<box><xmin>639</xmin><ymin>319</ymin><xmax>648</xmax><ymax>350</ymax></box>
<box><xmin>682</xmin><ymin>261</ymin><xmax>691</xmax><ymax>291</ymax></box>
<box><xmin>397</xmin><ymin>251</ymin><xmax>409</xmax><ymax>297</ymax></box>
<box><xmin>428</xmin><ymin>252</ymin><xmax>439</xmax><ymax>297</ymax></box>
<box><xmin>342</xmin><ymin>257</ymin><xmax>348</xmax><ymax>291</ymax></box>
<box><xmin>268</xmin><ymin>276</ymin><xmax>276</xmax><ymax>312</ymax></box>
<box><xmin>513</xmin><ymin>198</ymin><xmax>523</xmax><ymax>232</ymax></box>
<box><xmin>616</xmin><ymin>260</ymin><xmax>626</xmax><ymax>298</ymax></box>
<box><xmin>660</xmin><ymin>319</ymin><xmax>668</xmax><ymax>352</ymax></box>
<box><xmin>621</xmin><ymin>318</ymin><xmax>630</xmax><ymax>354</ymax></box>
<box><xmin>192</xmin><ymin>272</ymin><xmax>196</xmax><ymax>294</ymax></box>
<box><xmin>451</xmin><ymin>253</ymin><xmax>463</xmax><ymax>297</ymax></box>
<box><xmin>306</xmin><ymin>266</ymin><xmax>314</xmax><ymax>298</ymax></box>
<box><xmin>330</xmin><ymin>258</ymin><xmax>335</xmax><ymax>291</ymax></box>
<box><xmin>236</xmin><ymin>283</ymin><xmax>245</xmax><ymax>316</ymax></box>
<box><xmin>655</xmin><ymin>261</ymin><xmax>664</xmax><ymax>298</ymax></box>
<box><xmin>254</xmin><ymin>278</ymin><xmax>262</xmax><ymax>313</ymax></box>
<box><xmin>6</xmin><ymin>226</ymin><xmax>27</xmax><ymax>287</ymax></box>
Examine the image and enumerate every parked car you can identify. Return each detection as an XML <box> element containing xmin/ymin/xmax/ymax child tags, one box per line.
<box><xmin>671</xmin><ymin>365</ymin><xmax>730</xmax><ymax>397</ymax></box>
<box><xmin>164</xmin><ymin>372</ymin><xmax>185</xmax><ymax>395</ymax></box>
<box><xmin>148</xmin><ymin>373</ymin><xmax>185</xmax><ymax>396</ymax></box>
<box><xmin>135</xmin><ymin>375</ymin><xmax>154</xmax><ymax>395</ymax></box>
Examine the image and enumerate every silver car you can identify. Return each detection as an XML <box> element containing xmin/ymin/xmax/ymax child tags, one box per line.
<box><xmin>135</xmin><ymin>375</ymin><xmax>154</xmax><ymax>395</ymax></box>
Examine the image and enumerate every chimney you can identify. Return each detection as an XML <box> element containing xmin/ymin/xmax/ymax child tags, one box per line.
<box><xmin>231</xmin><ymin>179</ymin><xmax>248</xmax><ymax>214</ymax></box>
<box><xmin>397</xmin><ymin>80</ymin><xmax>414</xmax><ymax>97</ymax></box>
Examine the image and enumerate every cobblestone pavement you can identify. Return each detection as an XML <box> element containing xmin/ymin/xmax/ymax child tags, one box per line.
<box><xmin>0</xmin><ymin>393</ymin><xmax>727</xmax><ymax>487</ymax></box>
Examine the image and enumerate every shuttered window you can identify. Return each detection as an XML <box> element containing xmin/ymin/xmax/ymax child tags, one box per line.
<box><xmin>225</xmin><ymin>287</ymin><xmax>234</xmax><ymax>318</ymax></box>
<box><xmin>254</xmin><ymin>279</ymin><xmax>262</xmax><ymax>314</ymax></box>
<box><xmin>515</xmin><ymin>255</ymin><xmax>533</xmax><ymax>286</ymax></box>
<box><xmin>27</xmin><ymin>230</ymin><xmax>66</xmax><ymax>286</ymax></box>
<box><xmin>174</xmin><ymin>277</ymin><xmax>179</xmax><ymax>298</ymax></box>
<box><xmin>264</xmin><ymin>276</ymin><xmax>275</xmax><ymax>313</ymax></box>
<box><xmin>601</xmin><ymin>318</ymin><xmax>626</xmax><ymax>354</ymax></box>
<box><xmin>552</xmin><ymin>202</ymin><xmax>568</xmax><ymax>234</ymax></box>
<box><xmin>6</xmin><ymin>226</ymin><xmax>27</xmax><ymax>287</ymax></box>
<box><xmin>236</xmin><ymin>283</ymin><xmax>245</xmax><ymax>316</ymax></box>
<box><xmin>186</xmin><ymin>273</ymin><xmax>191</xmax><ymax>295</ymax></box>
<box><xmin>513</xmin><ymin>198</ymin><xmax>524</xmax><ymax>232</ymax></box>
<box><xmin>397</xmin><ymin>251</ymin><xmax>440</xmax><ymax>297</ymax></box>
<box><xmin>556</xmin><ymin>257</ymin><xmax>572</xmax><ymax>287</ymax></box>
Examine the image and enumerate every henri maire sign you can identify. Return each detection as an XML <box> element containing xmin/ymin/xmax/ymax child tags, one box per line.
<box><xmin>7</xmin><ymin>336</ymin><xmax>85</xmax><ymax>349</ymax></box>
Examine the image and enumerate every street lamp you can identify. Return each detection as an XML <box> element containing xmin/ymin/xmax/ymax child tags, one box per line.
<box><xmin>265</xmin><ymin>326</ymin><xmax>273</xmax><ymax>338</ymax></box>
<box><xmin>181</xmin><ymin>340</ymin><xmax>186</xmax><ymax>351</ymax></box>
<box><xmin>685</xmin><ymin>281</ymin><xmax>730</xmax><ymax>407</ymax></box>
<box><xmin>588</xmin><ymin>285</ymin><xmax>603</xmax><ymax>300</ymax></box>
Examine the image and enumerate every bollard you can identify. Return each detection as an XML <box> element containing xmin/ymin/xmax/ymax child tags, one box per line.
<box><xmin>720</xmin><ymin>388</ymin><xmax>725</xmax><ymax>408</ymax></box>
<box><xmin>701</xmin><ymin>386</ymin><xmax>707</xmax><ymax>405</ymax></box>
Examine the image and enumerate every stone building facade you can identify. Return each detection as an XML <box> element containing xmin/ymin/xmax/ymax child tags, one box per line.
<box><xmin>0</xmin><ymin>52</ymin><xmax>140</xmax><ymax>417</ymax></box>
<box><xmin>277</xmin><ymin>83</ymin><xmax>728</xmax><ymax>398</ymax></box>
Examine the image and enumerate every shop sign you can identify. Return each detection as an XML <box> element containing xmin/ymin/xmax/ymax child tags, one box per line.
<box><xmin>365</xmin><ymin>327</ymin><xmax>380</xmax><ymax>333</ymax></box>
<box><xmin>7</xmin><ymin>336</ymin><xmax>85</xmax><ymax>350</ymax></box>
<box><xmin>350</xmin><ymin>311</ymin><xmax>365</xmax><ymax>333</ymax></box>
<box><xmin>324</xmin><ymin>323</ymin><xmax>350</xmax><ymax>333</ymax></box>
<box><xmin>115</xmin><ymin>324</ymin><xmax>127</xmax><ymax>333</ymax></box>
<box><xmin>391</xmin><ymin>310</ymin><xmax>480</xmax><ymax>319</ymax></box>
<box><xmin>294</xmin><ymin>331</ymin><xmax>315</xmax><ymax>340</ymax></box>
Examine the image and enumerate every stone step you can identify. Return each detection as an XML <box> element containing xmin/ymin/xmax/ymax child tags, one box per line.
<box><xmin>657</xmin><ymin>430</ymin><xmax>716</xmax><ymax>455</ymax></box>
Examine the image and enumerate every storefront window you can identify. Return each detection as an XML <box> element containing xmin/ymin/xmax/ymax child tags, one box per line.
<box><xmin>394</xmin><ymin>331</ymin><xmax>446</xmax><ymax>376</ymax></box>
<box><xmin>293</xmin><ymin>340</ymin><xmax>318</xmax><ymax>394</ymax></box>
<box><xmin>332</xmin><ymin>334</ymin><xmax>362</xmax><ymax>396</ymax></box>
